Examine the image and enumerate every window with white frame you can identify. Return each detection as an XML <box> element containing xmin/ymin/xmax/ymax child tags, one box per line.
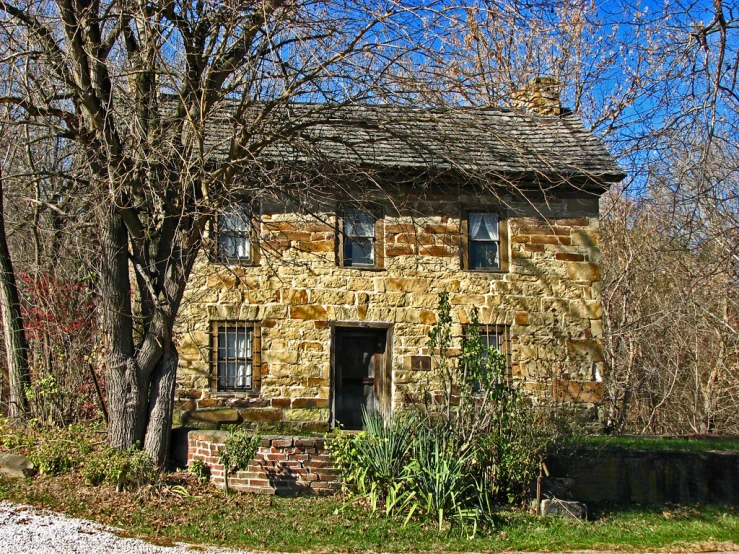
<box><xmin>217</xmin><ymin>205</ymin><xmax>251</xmax><ymax>262</ymax></box>
<box><xmin>342</xmin><ymin>208</ymin><xmax>377</xmax><ymax>266</ymax></box>
<box><xmin>468</xmin><ymin>212</ymin><xmax>500</xmax><ymax>269</ymax></box>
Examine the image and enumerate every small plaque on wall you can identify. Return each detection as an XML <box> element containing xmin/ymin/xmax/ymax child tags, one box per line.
<box><xmin>411</xmin><ymin>355</ymin><xmax>431</xmax><ymax>371</ymax></box>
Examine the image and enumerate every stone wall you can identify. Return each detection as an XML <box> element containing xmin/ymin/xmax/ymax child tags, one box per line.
<box><xmin>545</xmin><ymin>449</ymin><xmax>739</xmax><ymax>505</ymax></box>
<box><xmin>187</xmin><ymin>431</ymin><xmax>341</xmax><ymax>495</ymax></box>
<box><xmin>174</xmin><ymin>192</ymin><xmax>605</xmax><ymax>429</ymax></box>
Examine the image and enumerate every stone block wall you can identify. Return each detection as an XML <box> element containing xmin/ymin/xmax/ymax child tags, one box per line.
<box><xmin>545</xmin><ymin>449</ymin><xmax>739</xmax><ymax>505</ymax></box>
<box><xmin>174</xmin><ymin>192</ymin><xmax>605</xmax><ymax>429</ymax></box>
<box><xmin>187</xmin><ymin>431</ymin><xmax>341</xmax><ymax>495</ymax></box>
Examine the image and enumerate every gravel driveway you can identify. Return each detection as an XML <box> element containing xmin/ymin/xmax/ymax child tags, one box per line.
<box><xmin>0</xmin><ymin>501</ymin><xmax>254</xmax><ymax>554</ymax></box>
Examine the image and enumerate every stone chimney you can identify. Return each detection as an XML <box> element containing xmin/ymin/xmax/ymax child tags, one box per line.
<box><xmin>513</xmin><ymin>76</ymin><xmax>562</xmax><ymax>116</ymax></box>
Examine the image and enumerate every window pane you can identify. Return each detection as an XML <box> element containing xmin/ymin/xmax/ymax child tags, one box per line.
<box><xmin>344</xmin><ymin>237</ymin><xmax>374</xmax><ymax>265</ymax></box>
<box><xmin>218</xmin><ymin>207</ymin><xmax>251</xmax><ymax>260</ymax></box>
<box><xmin>217</xmin><ymin>361</ymin><xmax>227</xmax><ymax>388</ymax></box>
<box><xmin>469</xmin><ymin>212</ymin><xmax>498</xmax><ymax>241</ymax></box>
<box><xmin>220</xmin><ymin>211</ymin><xmax>248</xmax><ymax>231</ymax></box>
<box><xmin>470</xmin><ymin>241</ymin><xmax>499</xmax><ymax>269</ymax></box>
<box><xmin>218</xmin><ymin>234</ymin><xmax>250</xmax><ymax>259</ymax></box>
<box><xmin>217</xmin><ymin>327</ymin><xmax>252</xmax><ymax>389</ymax></box>
<box><xmin>344</xmin><ymin>209</ymin><xmax>375</xmax><ymax>238</ymax></box>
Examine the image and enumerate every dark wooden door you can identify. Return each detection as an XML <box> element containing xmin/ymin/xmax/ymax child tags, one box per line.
<box><xmin>334</xmin><ymin>328</ymin><xmax>388</xmax><ymax>430</ymax></box>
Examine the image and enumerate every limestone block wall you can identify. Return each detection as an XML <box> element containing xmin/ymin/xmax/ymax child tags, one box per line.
<box><xmin>174</xmin><ymin>192</ymin><xmax>605</xmax><ymax>430</ymax></box>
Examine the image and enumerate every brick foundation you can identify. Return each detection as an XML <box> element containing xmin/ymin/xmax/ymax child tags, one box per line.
<box><xmin>187</xmin><ymin>430</ymin><xmax>341</xmax><ymax>495</ymax></box>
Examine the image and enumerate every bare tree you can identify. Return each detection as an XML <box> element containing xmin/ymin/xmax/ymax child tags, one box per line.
<box><xmin>0</xmin><ymin>162</ymin><xmax>30</xmax><ymax>420</ymax></box>
<box><xmin>0</xmin><ymin>0</ymin><xmax>448</xmax><ymax>464</ymax></box>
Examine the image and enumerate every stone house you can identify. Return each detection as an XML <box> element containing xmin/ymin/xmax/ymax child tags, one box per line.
<box><xmin>173</xmin><ymin>83</ymin><xmax>624</xmax><ymax>433</ymax></box>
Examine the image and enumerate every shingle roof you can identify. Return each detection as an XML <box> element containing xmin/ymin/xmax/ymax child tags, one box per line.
<box><xmin>195</xmin><ymin>102</ymin><xmax>625</xmax><ymax>183</ymax></box>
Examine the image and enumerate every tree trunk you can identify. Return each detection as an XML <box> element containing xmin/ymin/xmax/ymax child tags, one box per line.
<box><xmin>144</xmin><ymin>342</ymin><xmax>179</xmax><ymax>467</ymax></box>
<box><xmin>0</xmin><ymin>166</ymin><xmax>29</xmax><ymax>420</ymax></box>
<box><xmin>100</xmin><ymin>206</ymin><xmax>148</xmax><ymax>448</ymax></box>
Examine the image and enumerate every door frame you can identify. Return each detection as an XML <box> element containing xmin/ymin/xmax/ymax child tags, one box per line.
<box><xmin>330</xmin><ymin>321</ymin><xmax>393</xmax><ymax>429</ymax></box>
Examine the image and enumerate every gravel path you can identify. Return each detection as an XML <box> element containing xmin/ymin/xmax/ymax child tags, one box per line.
<box><xmin>0</xmin><ymin>501</ymin><xmax>255</xmax><ymax>554</ymax></box>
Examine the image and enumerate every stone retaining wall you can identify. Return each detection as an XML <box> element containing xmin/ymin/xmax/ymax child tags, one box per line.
<box><xmin>545</xmin><ymin>449</ymin><xmax>739</xmax><ymax>505</ymax></box>
<box><xmin>187</xmin><ymin>430</ymin><xmax>341</xmax><ymax>495</ymax></box>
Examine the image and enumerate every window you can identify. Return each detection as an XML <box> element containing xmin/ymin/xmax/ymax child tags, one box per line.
<box><xmin>463</xmin><ymin>324</ymin><xmax>511</xmax><ymax>389</ymax></box>
<box><xmin>215</xmin><ymin>204</ymin><xmax>255</xmax><ymax>263</ymax></box>
<box><xmin>480</xmin><ymin>324</ymin><xmax>507</xmax><ymax>355</ymax></box>
<box><xmin>339</xmin><ymin>206</ymin><xmax>383</xmax><ymax>268</ymax></box>
<box><xmin>461</xmin><ymin>208</ymin><xmax>508</xmax><ymax>271</ymax></box>
<box><xmin>469</xmin><ymin>212</ymin><xmax>499</xmax><ymax>269</ymax></box>
<box><xmin>211</xmin><ymin>322</ymin><xmax>261</xmax><ymax>392</ymax></box>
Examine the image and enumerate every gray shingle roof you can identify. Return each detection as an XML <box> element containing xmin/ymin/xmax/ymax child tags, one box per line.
<box><xmin>195</xmin><ymin>102</ymin><xmax>625</xmax><ymax>183</ymax></box>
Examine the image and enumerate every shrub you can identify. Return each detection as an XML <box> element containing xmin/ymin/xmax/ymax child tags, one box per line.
<box><xmin>189</xmin><ymin>459</ymin><xmax>211</xmax><ymax>484</ymax></box>
<box><xmin>0</xmin><ymin>417</ymin><xmax>35</xmax><ymax>451</ymax></box>
<box><xmin>82</xmin><ymin>445</ymin><xmax>157</xmax><ymax>491</ymax></box>
<box><xmin>19</xmin><ymin>271</ymin><xmax>102</xmax><ymax>426</ymax></box>
<box><xmin>30</xmin><ymin>439</ymin><xmax>76</xmax><ymax>475</ymax></box>
<box><xmin>81</xmin><ymin>450</ymin><xmax>107</xmax><ymax>486</ymax></box>
<box><xmin>218</xmin><ymin>430</ymin><xmax>260</xmax><ymax>493</ymax></box>
<box><xmin>4</xmin><ymin>420</ymin><xmax>99</xmax><ymax>476</ymax></box>
<box><xmin>325</xmin><ymin>429</ymin><xmax>366</xmax><ymax>491</ymax></box>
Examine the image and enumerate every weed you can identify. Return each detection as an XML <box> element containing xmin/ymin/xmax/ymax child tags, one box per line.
<box><xmin>189</xmin><ymin>459</ymin><xmax>211</xmax><ymax>485</ymax></box>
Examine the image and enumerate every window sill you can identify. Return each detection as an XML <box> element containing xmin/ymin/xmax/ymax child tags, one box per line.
<box><xmin>210</xmin><ymin>390</ymin><xmax>261</xmax><ymax>397</ymax></box>
<box><xmin>340</xmin><ymin>264</ymin><xmax>386</xmax><ymax>272</ymax></box>
<box><xmin>207</xmin><ymin>253</ymin><xmax>259</xmax><ymax>267</ymax></box>
<box><xmin>466</xmin><ymin>268</ymin><xmax>508</xmax><ymax>275</ymax></box>
<box><xmin>218</xmin><ymin>260</ymin><xmax>259</xmax><ymax>267</ymax></box>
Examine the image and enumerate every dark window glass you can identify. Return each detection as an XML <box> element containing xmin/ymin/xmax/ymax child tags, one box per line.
<box><xmin>343</xmin><ymin>209</ymin><xmax>375</xmax><ymax>266</ymax></box>
<box><xmin>469</xmin><ymin>212</ymin><xmax>499</xmax><ymax>269</ymax></box>
<box><xmin>482</xmin><ymin>328</ymin><xmax>501</xmax><ymax>351</ymax></box>
<box><xmin>217</xmin><ymin>325</ymin><xmax>252</xmax><ymax>390</ymax></box>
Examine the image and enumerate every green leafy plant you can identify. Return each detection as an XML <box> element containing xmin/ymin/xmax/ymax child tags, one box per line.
<box><xmin>25</xmin><ymin>423</ymin><xmax>98</xmax><ymax>475</ymax></box>
<box><xmin>218</xmin><ymin>430</ymin><xmax>260</xmax><ymax>493</ymax></box>
<box><xmin>325</xmin><ymin>429</ymin><xmax>366</xmax><ymax>492</ymax></box>
<box><xmin>409</xmin><ymin>426</ymin><xmax>477</xmax><ymax>532</ymax></box>
<box><xmin>353</xmin><ymin>410</ymin><xmax>415</xmax><ymax>490</ymax></box>
<box><xmin>30</xmin><ymin>439</ymin><xmax>76</xmax><ymax>475</ymax></box>
<box><xmin>189</xmin><ymin>458</ymin><xmax>211</xmax><ymax>484</ymax></box>
<box><xmin>82</xmin><ymin>444</ymin><xmax>156</xmax><ymax>491</ymax></box>
<box><xmin>81</xmin><ymin>450</ymin><xmax>107</xmax><ymax>486</ymax></box>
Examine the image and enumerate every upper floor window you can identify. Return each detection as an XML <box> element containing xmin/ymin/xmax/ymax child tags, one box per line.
<box><xmin>469</xmin><ymin>212</ymin><xmax>499</xmax><ymax>269</ymax></box>
<box><xmin>461</xmin><ymin>208</ymin><xmax>508</xmax><ymax>272</ymax></box>
<box><xmin>216</xmin><ymin>204</ymin><xmax>256</xmax><ymax>264</ymax></box>
<box><xmin>339</xmin><ymin>206</ymin><xmax>383</xmax><ymax>268</ymax></box>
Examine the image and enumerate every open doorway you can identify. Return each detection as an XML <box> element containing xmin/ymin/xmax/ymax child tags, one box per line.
<box><xmin>332</xmin><ymin>325</ymin><xmax>392</xmax><ymax>430</ymax></box>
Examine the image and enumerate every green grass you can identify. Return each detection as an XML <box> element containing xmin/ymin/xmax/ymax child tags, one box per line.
<box><xmin>574</xmin><ymin>435</ymin><xmax>739</xmax><ymax>452</ymax></box>
<box><xmin>0</xmin><ymin>473</ymin><xmax>737</xmax><ymax>552</ymax></box>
